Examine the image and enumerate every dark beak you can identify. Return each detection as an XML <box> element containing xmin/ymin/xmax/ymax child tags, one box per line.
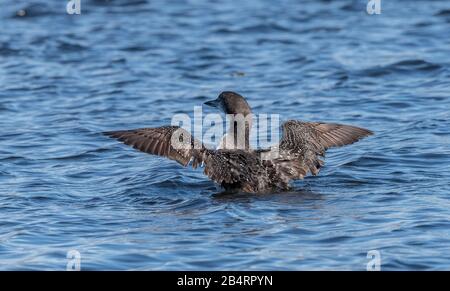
<box><xmin>204</xmin><ymin>99</ymin><xmax>219</xmax><ymax>108</ymax></box>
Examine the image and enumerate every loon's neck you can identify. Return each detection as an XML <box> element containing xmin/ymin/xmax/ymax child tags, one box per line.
<box><xmin>217</xmin><ymin>114</ymin><xmax>252</xmax><ymax>150</ymax></box>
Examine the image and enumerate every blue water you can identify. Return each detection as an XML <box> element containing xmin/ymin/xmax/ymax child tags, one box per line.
<box><xmin>1</xmin><ymin>0</ymin><xmax>450</xmax><ymax>270</ymax></box>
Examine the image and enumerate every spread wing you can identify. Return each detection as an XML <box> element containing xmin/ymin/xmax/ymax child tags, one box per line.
<box><xmin>280</xmin><ymin>120</ymin><xmax>373</xmax><ymax>155</ymax></box>
<box><xmin>265</xmin><ymin>120</ymin><xmax>373</xmax><ymax>181</ymax></box>
<box><xmin>104</xmin><ymin>126</ymin><xmax>204</xmax><ymax>167</ymax></box>
<box><xmin>104</xmin><ymin>126</ymin><xmax>268</xmax><ymax>192</ymax></box>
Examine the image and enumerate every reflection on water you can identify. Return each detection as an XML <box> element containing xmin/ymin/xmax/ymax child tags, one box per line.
<box><xmin>212</xmin><ymin>188</ymin><xmax>324</xmax><ymax>202</ymax></box>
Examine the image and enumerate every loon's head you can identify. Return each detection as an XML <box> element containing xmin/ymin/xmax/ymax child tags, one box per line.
<box><xmin>204</xmin><ymin>91</ymin><xmax>252</xmax><ymax>115</ymax></box>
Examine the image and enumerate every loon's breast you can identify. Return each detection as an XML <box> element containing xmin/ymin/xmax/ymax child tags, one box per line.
<box><xmin>216</xmin><ymin>133</ymin><xmax>253</xmax><ymax>150</ymax></box>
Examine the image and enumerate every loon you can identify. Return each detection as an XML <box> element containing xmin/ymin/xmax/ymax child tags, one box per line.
<box><xmin>104</xmin><ymin>91</ymin><xmax>373</xmax><ymax>193</ymax></box>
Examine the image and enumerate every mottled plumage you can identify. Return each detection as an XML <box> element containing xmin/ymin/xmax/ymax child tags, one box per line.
<box><xmin>104</xmin><ymin>92</ymin><xmax>373</xmax><ymax>193</ymax></box>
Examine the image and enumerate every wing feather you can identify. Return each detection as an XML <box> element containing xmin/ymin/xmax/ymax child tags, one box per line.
<box><xmin>267</xmin><ymin>120</ymin><xmax>372</xmax><ymax>181</ymax></box>
<box><xmin>104</xmin><ymin>126</ymin><xmax>203</xmax><ymax>167</ymax></box>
